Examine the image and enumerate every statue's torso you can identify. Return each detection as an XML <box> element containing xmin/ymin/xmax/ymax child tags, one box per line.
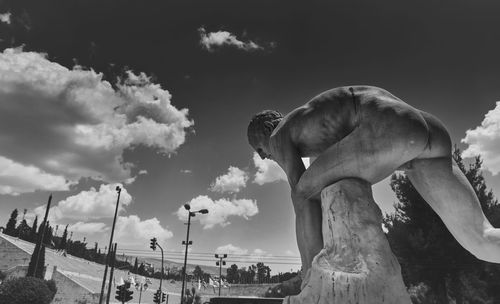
<box><xmin>272</xmin><ymin>86</ymin><xmax>416</xmax><ymax>158</ymax></box>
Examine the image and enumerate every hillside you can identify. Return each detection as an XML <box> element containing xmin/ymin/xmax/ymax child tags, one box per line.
<box><xmin>118</xmin><ymin>255</ymin><xmax>226</xmax><ymax>276</ymax></box>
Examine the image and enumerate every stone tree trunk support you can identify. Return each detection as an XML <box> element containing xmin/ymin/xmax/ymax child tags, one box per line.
<box><xmin>284</xmin><ymin>178</ymin><xmax>411</xmax><ymax>304</ymax></box>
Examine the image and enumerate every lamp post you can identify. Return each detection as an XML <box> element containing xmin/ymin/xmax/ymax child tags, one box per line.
<box><xmin>180</xmin><ymin>204</ymin><xmax>208</xmax><ymax>304</ymax></box>
<box><xmin>99</xmin><ymin>186</ymin><xmax>122</xmax><ymax>304</ymax></box>
<box><xmin>215</xmin><ymin>254</ymin><xmax>227</xmax><ymax>296</ymax></box>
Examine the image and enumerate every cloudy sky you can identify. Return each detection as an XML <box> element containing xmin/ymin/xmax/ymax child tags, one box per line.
<box><xmin>1</xmin><ymin>0</ymin><xmax>500</xmax><ymax>273</ymax></box>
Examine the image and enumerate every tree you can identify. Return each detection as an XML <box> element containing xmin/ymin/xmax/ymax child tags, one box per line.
<box><xmin>44</xmin><ymin>225</ymin><xmax>53</xmax><ymax>247</ymax></box>
<box><xmin>138</xmin><ymin>263</ymin><xmax>145</xmax><ymax>276</ymax></box>
<box><xmin>16</xmin><ymin>219</ymin><xmax>31</xmax><ymax>241</ymax></box>
<box><xmin>226</xmin><ymin>264</ymin><xmax>239</xmax><ymax>283</ymax></box>
<box><xmin>38</xmin><ymin>221</ymin><xmax>53</xmax><ymax>247</ymax></box>
<box><xmin>29</xmin><ymin>216</ymin><xmax>38</xmax><ymax>243</ymax></box>
<box><xmin>5</xmin><ymin>209</ymin><xmax>18</xmax><ymax>237</ymax></box>
<box><xmin>384</xmin><ymin>148</ymin><xmax>500</xmax><ymax>303</ymax></box>
<box><xmin>27</xmin><ymin>243</ymin><xmax>46</xmax><ymax>278</ymax></box>
<box><xmin>248</xmin><ymin>264</ymin><xmax>257</xmax><ymax>283</ymax></box>
<box><xmin>193</xmin><ymin>265</ymin><xmax>204</xmax><ymax>280</ymax></box>
<box><xmin>0</xmin><ymin>277</ymin><xmax>56</xmax><ymax>304</ymax></box>
<box><xmin>67</xmin><ymin>240</ymin><xmax>87</xmax><ymax>258</ymax></box>
<box><xmin>256</xmin><ymin>262</ymin><xmax>271</xmax><ymax>283</ymax></box>
<box><xmin>59</xmin><ymin>224</ymin><xmax>68</xmax><ymax>250</ymax></box>
<box><xmin>132</xmin><ymin>257</ymin><xmax>138</xmax><ymax>274</ymax></box>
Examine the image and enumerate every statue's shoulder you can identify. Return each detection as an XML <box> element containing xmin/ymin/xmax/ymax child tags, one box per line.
<box><xmin>310</xmin><ymin>85</ymin><xmax>390</xmax><ymax>101</ymax></box>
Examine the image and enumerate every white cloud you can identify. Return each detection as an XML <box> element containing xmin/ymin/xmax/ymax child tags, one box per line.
<box><xmin>176</xmin><ymin>195</ymin><xmax>258</xmax><ymax>229</ymax></box>
<box><xmin>0</xmin><ymin>48</ymin><xmax>193</xmax><ymax>194</ymax></box>
<box><xmin>215</xmin><ymin>244</ymin><xmax>248</xmax><ymax>255</ymax></box>
<box><xmin>251</xmin><ymin>248</ymin><xmax>271</xmax><ymax>259</ymax></box>
<box><xmin>0</xmin><ymin>155</ymin><xmax>73</xmax><ymax>195</ymax></box>
<box><xmin>69</xmin><ymin>221</ymin><xmax>109</xmax><ymax>234</ymax></box>
<box><xmin>284</xmin><ymin>250</ymin><xmax>296</xmax><ymax>256</ymax></box>
<box><xmin>114</xmin><ymin>215</ymin><xmax>173</xmax><ymax>247</ymax></box>
<box><xmin>214</xmin><ymin>245</ymin><xmax>273</xmax><ymax>264</ymax></box>
<box><xmin>0</xmin><ymin>12</ymin><xmax>11</xmax><ymax>25</ymax></box>
<box><xmin>252</xmin><ymin>153</ymin><xmax>287</xmax><ymax>185</ymax></box>
<box><xmin>34</xmin><ymin>183</ymin><xmax>132</xmax><ymax>221</ymax></box>
<box><xmin>198</xmin><ymin>27</ymin><xmax>274</xmax><ymax>52</ymax></box>
<box><xmin>180</xmin><ymin>169</ymin><xmax>192</xmax><ymax>174</ymax></box>
<box><xmin>210</xmin><ymin>166</ymin><xmax>248</xmax><ymax>193</ymax></box>
<box><xmin>462</xmin><ymin>101</ymin><xmax>500</xmax><ymax>175</ymax></box>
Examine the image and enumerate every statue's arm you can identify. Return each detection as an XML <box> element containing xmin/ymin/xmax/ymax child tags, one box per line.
<box><xmin>294</xmin><ymin>146</ymin><xmax>338</xmax><ymax>201</ymax></box>
<box><xmin>271</xmin><ymin>135</ymin><xmax>306</xmax><ymax>190</ymax></box>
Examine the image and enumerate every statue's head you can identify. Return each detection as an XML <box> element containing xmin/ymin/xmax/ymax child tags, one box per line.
<box><xmin>247</xmin><ymin>110</ymin><xmax>283</xmax><ymax>159</ymax></box>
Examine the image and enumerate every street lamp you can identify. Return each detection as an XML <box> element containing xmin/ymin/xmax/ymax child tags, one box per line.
<box><xmin>215</xmin><ymin>254</ymin><xmax>227</xmax><ymax>296</ymax></box>
<box><xmin>99</xmin><ymin>186</ymin><xmax>122</xmax><ymax>304</ymax></box>
<box><xmin>181</xmin><ymin>204</ymin><xmax>208</xmax><ymax>304</ymax></box>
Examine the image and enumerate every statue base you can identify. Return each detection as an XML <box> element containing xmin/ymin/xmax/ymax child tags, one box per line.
<box><xmin>284</xmin><ymin>179</ymin><xmax>411</xmax><ymax>304</ymax></box>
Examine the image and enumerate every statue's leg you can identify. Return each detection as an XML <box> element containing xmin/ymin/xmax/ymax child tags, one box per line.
<box><xmin>406</xmin><ymin>112</ymin><xmax>500</xmax><ymax>263</ymax></box>
<box><xmin>293</xmin><ymin>196</ymin><xmax>323</xmax><ymax>287</ymax></box>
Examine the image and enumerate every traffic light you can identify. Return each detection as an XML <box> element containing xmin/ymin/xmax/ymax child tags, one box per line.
<box><xmin>161</xmin><ymin>292</ymin><xmax>166</xmax><ymax>303</ymax></box>
<box><xmin>150</xmin><ymin>237</ymin><xmax>157</xmax><ymax>251</ymax></box>
<box><xmin>153</xmin><ymin>289</ymin><xmax>161</xmax><ymax>304</ymax></box>
<box><xmin>115</xmin><ymin>285</ymin><xmax>124</xmax><ymax>301</ymax></box>
<box><xmin>115</xmin><ymin>282</ymin><xmax>133</xmax><ymax>303</ymax></box>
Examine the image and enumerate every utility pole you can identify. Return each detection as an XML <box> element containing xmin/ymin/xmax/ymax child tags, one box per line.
<box><xmin>180</xmin><ymin>204</ymin><xmax>208</xmax><ymax>304</ymax></box>
<box><xmin>105</xmin><ymin>243</ymin><xmax>118</xmax><ymax>304</ymax></box>
<box><xmin>33</xmin><ymin>194</ymin><xmax>52</xmax><ymax>277</ymax></box>
<box><xmin>215</xmin><ymin>254</ymin><xmax>227</xmax><ymax>296</ymax></box>
<box><xmin>181</xmin><ymin>211</ymin><xmax>192</xmax><ymax>304</ymax></box>
<box><xmin>99</xmin><ymin>186</ymin><xmax>122</xmax><ymax>304</ymax></box>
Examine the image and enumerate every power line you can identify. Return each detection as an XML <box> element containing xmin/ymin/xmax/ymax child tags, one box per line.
<box><xmin>119</xmin><ymin>254</ymin><xmax>301</xmax><ymax>263</ymax></box>
<box><xmin>112</xmin><ymin>248</ymin><xmax>301</xmax><ymax>259</ymax></box>
<box><xmin>116</xmin><ymin>253</ymin><xmax>302</xmax><ymax>265</ymax></box>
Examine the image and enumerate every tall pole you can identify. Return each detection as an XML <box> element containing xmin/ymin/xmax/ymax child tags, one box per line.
<box><xmin>218</xmin><ymin>258</ymin><xmax>222</xmax><ymax>296</ymax></box>
<box><xmin>160</xmin><ymin>245</ymin><xmax>164</xmax><ymax>291</ymax></box>
<box><xmin>99</xmin><ymin>186</ymin><xmax>122</xmax><ymax>304</ymax></box>
<box><xmin>34</xmin><ymin>194</ymin><xmax>52</xmax><ymax>277</ymax></box>
<box><xmin>180</xmin><ymin>212</ymin><xmax>192</xmax><ymax>304</ymax></box>
<box><xmin>215</xmin><ymin>254</ymin><xmax>227</xmax><ymax>297</ymax></box>
<box><xmin>105</xmin><ymin>243</ymin><xmax>117</xmax><ymax>304</ymax></box>
<box><xmin>156</xmin><ymin>243</ymin><xmax>165</xmax><ymax>292</ymax></box>
<box><xmin>138</xmin><ymin>284</ymin><xmax>142</xmax><ymax>304</ymax></box>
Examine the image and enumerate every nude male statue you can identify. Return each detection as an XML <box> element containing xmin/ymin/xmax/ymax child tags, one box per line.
<box><xmin>247</xmin><ymin>86</ymin><xmax>500</xmax><ymax>279</ymax></box>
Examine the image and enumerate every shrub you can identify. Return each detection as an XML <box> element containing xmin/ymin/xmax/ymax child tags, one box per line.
<box><xmin>408</xmin><ymin>283</ymin><xmax>439</xmax><ymax>304</ymax></box>
<box><xmin>46</xmin><ymin>279</ymin><xmax>57</xmax><ymax>297</ymax></box>
<box><xmin>0</xmin><ymin>277</ymin><xmax>56</xmax><ymax>304</ymax></box>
